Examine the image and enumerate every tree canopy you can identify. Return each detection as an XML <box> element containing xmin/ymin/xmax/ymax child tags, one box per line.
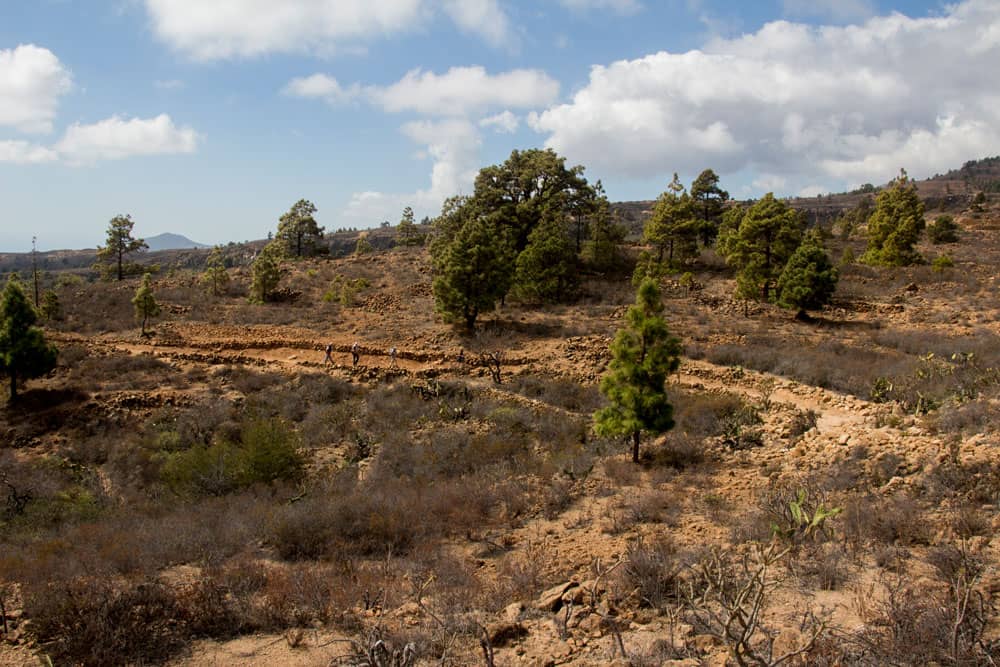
<box><xmin>132</xmin><ymin>273</ymin><xmax>160</xmax><ymax>336</ymax></box>
<box><xmin>250</xmin><ymin>243</ymin><xmax>284</xmax><ymax>303</ymax></box>
<box><xmin>95</xmin><ymin>214</ymin><xmax>148</xmax><ymax>281</ymax></box>
<box><xmin>594</xmin><ymin>279</ymin><xmax>681</xmax><ymax>463</ymax></box>
<box><xmin>863</xmin><ymin>169</ymin><xmax>925</xmax><ymax>266</ymax></box>
<box><xmin>0</xmin><ymin>276</ymin><xmax>57</xmax><ymax>401</ymax></box>
<box><xmin>430</xmin><ymin>149</ymin><xmax>601</xmax><ymax>328</ymax></box>
<box><xmin>718</xmin><ymin>193</ymin><xmax>805</xmax><ymax>301</ymax></box>
<box><xmin>776</xmin><ymin>231</ymin><xmax>838</xmax><ymax>319</ymax></box>
<box><xmin>642</xmin><ymin>173</ymin><xmax>699</xmax><ymax>269</ymax></box>
<box><xmin>276</xmin><ymin>199</ymin><xmax>325</xmax><ymax>258</ymax></box>
<box><xmin>690</xmin><ymin>168</ymin><xmax>730</xmax><ymax>245</ymax></box>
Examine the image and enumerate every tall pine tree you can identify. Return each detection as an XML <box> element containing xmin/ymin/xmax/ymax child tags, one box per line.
<box><xmin>594</xmin><ymin>279</ymin><xmax>681</xmax><ymax>463</ymax></box>
<box><xmin>690</xmin><ymin>168</ymin><xmax>729</xmax><ymax>246</ymax></box>
<box><xmin>718</xmin><ymin>193</ymin><xmax>805</xmax><ymax>302</ymax></box>
<box><xmin>776</xmin><ymin>230</ymin><xmax>838</xmax><ymax>319</ymax></box>
<box><xmin>132</xmin><ymin>273</ymin><xmax>161</xmax><ymax>336</ymax></box>
<box><xmin>95</xmin><ymin>214</ymin><xmax>148</xmax><ymax>281</ymax></box>
<box><xmin>0</xmin><ymin>276</ymin><xmax>57</xmax><ymax>401</ymax></box>
<box><xmin>863</xmin><ymin>169</ymin><xmax>925</xmax><ymax>266</ymax></box>
<box><xmin>276</xmin><ymin>199</ymin><xmax>324</xmax><ymax>258</ymax></box>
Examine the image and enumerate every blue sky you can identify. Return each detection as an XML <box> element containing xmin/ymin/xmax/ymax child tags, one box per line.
<box><xmin>1</xmin><ymin>0</ymin><xmax>996</xmax><ymax>251</ymax></box>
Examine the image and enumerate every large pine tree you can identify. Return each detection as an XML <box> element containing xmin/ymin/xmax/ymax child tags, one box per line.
<box><xmin>777</xmin><ymin>231</ymin><xmax>838</xmax><ymax>319</ymax></box>
<box><xmin>276</xmin><ymin>199</ymin><xmax>324</xmax><ymax>258</ymax></box>
<box><xmin>594</xmin><ymin>279</ymin><xmax>681</xmax><ymax>463</ymax></box>
<box><xmin>0</xmin><ymin>277</ymin><xmax>57</xmax><ymax>401</ymax></box>
<box><xmin>642</xmin><ymin>173</ymin><xmax>699</xmax><ymax>269</ymax></box>
<box><xmin>94</xmin><ymin>214</ymin><xmax>148</xmax><ymax>281</ymax></box>
<box><xmin>718</xmin><ymin>193</ymin><xmax>805</xmax><ymax>302</ymax></box>
<box><xmin>132</xmin><ymin>273</ymin><xmax>161</xmax><ymax>336</ymax></box>
<box><xmin>863</xmin><ymin>169</ymin><xmax>926</xmax><ymax>266</ymax></box>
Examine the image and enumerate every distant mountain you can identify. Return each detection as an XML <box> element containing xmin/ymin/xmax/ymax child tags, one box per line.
<box><xmin>145</xmin><ymin>233</ymin><xmax>208</xmax><ymax>251</ymax></box>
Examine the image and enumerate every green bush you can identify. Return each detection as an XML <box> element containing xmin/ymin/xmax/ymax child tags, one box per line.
<box><xmin>931</xmin><ymin>254</ymin><xmax>954</xmax><ymax>272</ymax></box>
<box><xmin>161</xmin><ymin>417</ymin><xmax>304</xmax><ymax>496</ymax></box>
<box><xmin>927</xmin><ymin>215</ymin><xmax>959</xmax><ymax>244</ymax></box>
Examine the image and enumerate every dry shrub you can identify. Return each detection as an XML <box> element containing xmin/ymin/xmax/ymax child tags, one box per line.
<box><xmin>672</xmin><ymin>389</ymin><xmax>744</xmax><ymax>440</ymax></box>
<box><xmin>25</xmin><ymin>576</ymin><xmax>186</xmax><ymax>666</ymax></box>
<box><xmin>619</xmin><ymin>535</ymin><xmax>685</xmax><ymax>609</ymax></box>
<box><xmin>841</xmin><ymin>493</ymin><xmax>929</xmax><ymax>550</ymax></box>
<box><xmin>929</xmin><ymin>398</ymin><xmax>996</xmax><ymax>435</ymax></box>
<box><xmin>651</xmin><ymin>433</ymin><xmax>704</xmax><ymax>469</ymax></box>
<box><xmin>509</xmin><ymin>375</ymin><xmax>604</xmax><ymax>412</ymax></box>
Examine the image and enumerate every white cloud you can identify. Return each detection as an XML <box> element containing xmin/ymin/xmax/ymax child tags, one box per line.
<box><xmin>557</xmin><ymin>0</ymin><xmax>642</xmax><ymax>15</ymax></box>
<box><xmin>480</xmin><ymin>111</ymin><xmax>519</xmax><ymax>133</ymax></box>
<box><xmin>343</xmin><ymin>118</ymin><xmax>481</xmax><ymax>225</ymax></box>
<box><xmin>282</xmin><ymin>74</ymin><xmax>360</xmax><ymax>105</ymax></box>
<box><xmin>0</xmin><ymin>140</ymin><xmax>58</xmax><ymax>164</ymax></box>
<box><xmin>144</xmin><ymin>0</ymin><xmax>515</xmax><ymax>60</ymax></box>
<box><xmin>367</xmin><ymin>66</ymin><xmax>559</xmax><ymax>116</ymax></box>
<box><xmin>55</xmin><ymin>114</ymin><xmax>200</xmax><ymax>164</ymax></box>
<box><xmin>0</xmin><ymin>44</ymin><xmax>72</xmax><ymax>134</ymax></box>
<box><xmin>531</xmin><ymin>0</ymin><xmax>1000</xmax><ymax>194</ymax></box>
<box><xmin>441</xmin><ymin>0</ymin><xmax>513</xmax><ymax>48</ymax></box>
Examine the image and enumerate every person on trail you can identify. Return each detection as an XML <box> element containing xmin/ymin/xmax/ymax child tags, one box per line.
<box><xmin>351</xmin><ymin>341</ymin><xmax>360</xmax><ymax>367</ymax></box>
<box><xmin>457</xmin><ymin>349</ymin><xmax>465</xmax><ymax>364</ymax></box>
<box><xmin>324</xmin><ymin>343</ymin><xmax>334</xmax><ymax>365</ymax></box>
<box><xmin>389</xmin><ymin>346</ymin><xmax>398</xmax><ymax>369</ymax></box>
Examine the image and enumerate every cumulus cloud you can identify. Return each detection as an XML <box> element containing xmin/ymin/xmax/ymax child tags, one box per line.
<box><xmin>55</xmin><ymin>114</ymin><xmax>200</xmax><ymax>165</ymax></box>
<box><xmin>557</xmin><ymin>0</ymin><xmax>642</xmax><ymax>15</ymax></box>
<box><xmin>480</xmin><ymin>110</ymin><xmax>519</xmax><ymax>133</ymax></box>
<box><xmin>282</xmin><ymin>74</ymin><xmax>360</xmax><ymax>105</ymax></box>
<box><xmin>530</xmin><ymin>0</ymin><xmax>1000</xmax><ymax>194</ymax></box>
<box><xmin>144</xmin><ymin>0</ymin><xmax>515</xmax><ymax>60</ymax></box>
<box><xmin>367</xmin><ymin>66</ymin><xmax>559</xmax><ymax>116</ymax></box>
<box><xmin>0</xmin><ymin>44</ymin><xmax>72</xmax><ymax>134</ymax></box>
<box><xmin>342</xmin><ymin>118</ymin><xmax>481</xmax><ymax>225</ymax></box>
<box><xmin>0</xmin><ymin>140</ymin><xmax>58</xmax><ymax>164</ymax></box>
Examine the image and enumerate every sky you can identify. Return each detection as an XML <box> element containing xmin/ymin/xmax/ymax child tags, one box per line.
<box><xmin>1</xmin><ymin>0</ymin><xmax>999</xmax><ymax>251</ymax></box>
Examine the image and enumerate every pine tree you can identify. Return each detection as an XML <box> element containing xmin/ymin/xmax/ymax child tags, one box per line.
<box><xmin>132</xmin><ymin>273</ymin><xmax>160</xmax><ymax>336</ymax></box>
<box><xmin>201</xmin><ymin>246</ymin><xmax>230</xmax><ymax>296</ymax></box>
<box><xmin>431</xmin><ymin>212</ymin><xmax>513</xmax><ymax>330</ymax></box>
<box><xmin>776</xmin><ymin>230</ymin><xmax>838</xmax><ymax>319</ymax></box>
<box><xmin>594</xmin><ymin>279</ymin><xmax>681</xmax><ymax>463</ymax></box>
<box><xmin>927</xmin><ymin>214</ymin><xmax>959</xmax><ymax>244</ymax></box>
<box><xmin>397</xmin><ymin>206</ymin><xmax>423</xmax><ymax>246</ymax></box>
<box><xmin>718</xmin><ymin>193</ymin><xmax>805</xmax><ymax>301</ymax></box>
<box><xmin>95</xmin><ymin>214</ymin><xmax>148</xmax><ymax>281</ymax></box>
<box><xmin>250</xmin><ymin>243</ymin><xmax>283</xmax><ymax>303</ymax></box>
<box><xmin>514</xmin><ymin>213</ymin><xmax>578</xmax><ymax>303</ymax></box>
<box><xmin>642</xmin><ymin>174</ymin><xmax>699</xmax><ymax>271</ymax></box>
<box><xmin>0</xmin><ymin>276</ymin><xmax>57</xmax><ymax>401</ymax></box>
<box><xmin>276</xmin><ymin>199</ymin><xmax>324</xmax><ymax>258</ymax></box>
<box><xmin>690</xmin><ymin>168</ymin><xmax>729</xmax><ymax>245</ymax></box>
<box><xmin>863</xmin><ymin>169</ymin><xmax>926</xmax><ymax>266</ymax></box>
<box><xmin>584</xmin><ymin>196</ymin><xmax>626</xmax><ymax>272</ymax></box>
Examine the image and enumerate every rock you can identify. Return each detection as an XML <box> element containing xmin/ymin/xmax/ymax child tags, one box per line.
<box><xmin>503</xmin><ymin>601</ymin><xmax>524</xmax><ymax>624</ymax></box>
<box><xmin>838</xmin><ymin>433</ymin><xmax>851</xmax><ymax>445</ymax></box>
<box><xmin>487</xmin><ymin>621</ymin><xmax>528</xmax><ymax>647</ymax></box>
<box><xmin>663</xmin><ymin>660</ymin><xmax>701</xmax><ymax>667</ymax></box>
<box><xmin>536</xmin><ymin>580</ymin><xmax>579</xmax><ymax>612</ymax></box>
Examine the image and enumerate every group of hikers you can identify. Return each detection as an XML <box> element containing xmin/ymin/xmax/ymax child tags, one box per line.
<box><xmin>323</xmin><ymin>342</ymin><xmax>465</xmax><ymax>370</ymax></box>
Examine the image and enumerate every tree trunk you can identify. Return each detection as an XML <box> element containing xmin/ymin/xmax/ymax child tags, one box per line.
<box><xmin>141</xmin><ymin>313</ymin><xmax>148</xmax><ymax>336</ymax></box>
<box><xmin>117</xmin><ymin>250</ymin><xmax>123</xmax><ymax>281</ymax></box>
<box><xmin>631</xmin><ymin>431</ymin><xmax>640</xmax><ymax>463</ymax></box>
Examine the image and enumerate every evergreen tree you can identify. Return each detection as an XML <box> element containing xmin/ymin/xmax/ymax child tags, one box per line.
<box><xmin>431</xmin><ymin>211</ymin><xmax>513</xmax><ymax>330</ymax></box>
<box><xmin>472</xmin><ymin>148</ymin><xmax>599</xmax><ymax>259</ymax></box>
<box><xmin>584</xmin><ymin>196</ymin><xmax>626</xmax><ymax>271</ymax></box>
<box><xmin>514</xmin><ymin>213</ymin><xmax>578</xmax><ymax>303</ymax></box>
<box><xmin>250</xmin><ymin>243</ymin><xmax>283</xmax><ymax>303</ymax></box>
<box><xmin>690</xmin><ymin>168</ymin><xmax>729</xmax><ymax>245</ymax></box>
<box><xmin>132</xmin><ymin>273</ymin><xmax>160</xmax><ymax>336</ymax></box>
<box><xmin>40</xmin><ymin>290</ymin><xmax>62</xmax><ymax>321</ymax></box>
<box><xmin>776</xmin><ymin>231</ymin><xmax>838</xmax><ymax>319</ymax></box>
<box><xmin>863</xmin><ymin>169</ymin><xmax>926</xmax><ymax>266</ymax></box>
<box><xmin>355</xmin><ymin>235</ymin><xmax>373</xmax><ymax>255</ymax></box>
<box><xmin>594</xmin><ymin>279</ymin><xmax>681</xmax><ymax>463</ymax></box>
<box><xmin>927</xmin><ymin>214</ymin><xmax>959</xmax><ymax>244</ymax></box>
<box><xmin>718</xmin><ymin>193</ymin><xmax>805</xmax><ymax>301</ymax></box>
<box><xmin>0</xmin><ymin>277</ymin><xmax>57</xmax><ymax>401</ymax></box>
<box><xmin>397</xmin><ymin>206</ymin><xmax>423</xmax><ymax>246</ymax></box>
<box><xmin>642</xmin><ymin>174</ymin><xmax>699</xmax><ymax>269</ymax></box>
<box><xmin>276</xmin><ymin>199</ymin><xmax>324</xmax><ymax>258</ymax></box>
<box><xmin>201</xmin><ymin>246</ymin><xmax>230</xmax><ymax>296</ymax></box>
<box><xmin>95</xmin><ymin>214</ymin><xmax>148</xmax><ymax>281</ymax></box>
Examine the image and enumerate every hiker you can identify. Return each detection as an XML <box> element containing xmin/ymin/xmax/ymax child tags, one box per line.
<box><xmin>324</xmin><ymin>343</ymin><xmax>334</xmax><ymax>365</ymax></box>
<box><xmin>351</xmin><ymin>341</ymin><xmax>360</xmax><ymax>367</ymax></box>
<box><xmin>389</xmin><ymin>346</ymin><xmax>398</xmax><ymax>369</ymax></box>
<box><xmin>457</xmin><ymin>349</ymin><xmax>465</xmax><ymax>364</ymax></box>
